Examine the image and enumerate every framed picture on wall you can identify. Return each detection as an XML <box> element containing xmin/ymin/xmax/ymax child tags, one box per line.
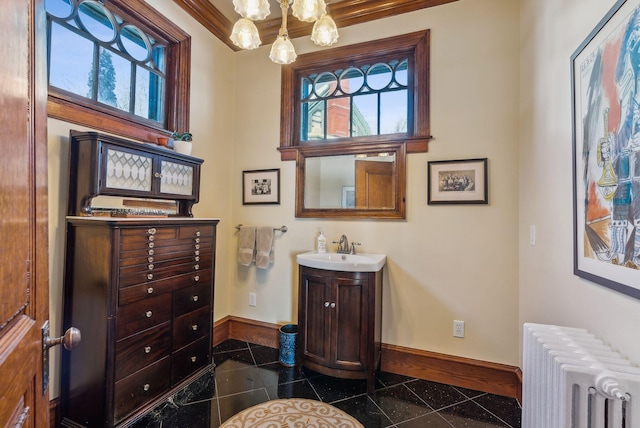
<box><xmin>571</xmin><ymin>0</ymin><xmax>640</xmax><ymax>300</ymax></box>
<box><xmin>427</xmin><ymin>158</ymin><xmax>488</xmax><ymax>205</ymax></box>
<box><xmin>341</xmin><ymin>186</ymin><xmax>355</xmax><ymax>208</ymax></box>
<box><xmin>243</xmin><ymin>169</ymin><xmax>280</xmax><ymax>205</ymax></box>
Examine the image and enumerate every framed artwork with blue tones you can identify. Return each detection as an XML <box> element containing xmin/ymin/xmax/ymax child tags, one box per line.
<box><xmin>572</xmin><ymin>0</ymin><xmax>640</xmax><ymax>299</ymax></box>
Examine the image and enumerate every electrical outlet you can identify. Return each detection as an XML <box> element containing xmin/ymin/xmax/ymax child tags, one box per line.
<box><xmin>453</xmin><ymin>320</ymin><xmax>465</xmax><ymax>338</ymax></box>
<box><xmin>248</xmin><ymin>292</ymin><xmax>256</xmax><ymax>307</ymax></box>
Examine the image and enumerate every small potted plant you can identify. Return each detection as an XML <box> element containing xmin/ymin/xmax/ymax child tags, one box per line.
<box><xmin>171</xmin><ymin>131</ymin><xmax>193</xmax><ymax>155</ymax></box>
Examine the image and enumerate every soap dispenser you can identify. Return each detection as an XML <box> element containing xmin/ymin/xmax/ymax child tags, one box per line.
<box><xmin>317</xmin><ymin>231</ymin><xmax>327</xmax><ymax>253</ymax></box>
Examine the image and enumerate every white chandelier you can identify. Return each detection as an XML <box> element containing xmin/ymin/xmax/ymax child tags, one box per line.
<box><xmin>230</xmin><ymin>0</ymin><xmax>339</xmax><ymax>65</ymax></box>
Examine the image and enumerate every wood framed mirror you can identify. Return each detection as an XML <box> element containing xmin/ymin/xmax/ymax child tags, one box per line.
<box><xmin>296</xmin><ymin>142</ymin><xmax>406</xmax><ymax>219</ymax></box>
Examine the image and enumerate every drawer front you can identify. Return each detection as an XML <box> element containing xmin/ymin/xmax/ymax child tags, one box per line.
<box><xmin>117</xmin><ymin>293</ymin><xmax>172</xmax><ymax>340</ymax></box>
<box><xmin>115</xmin><ymin>322</ymin><xmax>171</xmax><ymax>381</ymax></box>
<box><xmin>173</xmin><ymin>281</ymin><xmax>212</xmax><ymax>317</ymax></box>
<box><xmin>119</xmin><ymin>251</ymin><xmax>213</xmax><ymax>276</ymax></box>
<box><xmin>120</xmin><ymin>226</ymin><xmax>177</xmax><ymax>243</ymax></box>
<box><xmin>119</xmin><ymin>269</ymin><xmax>212</xmax><ymax>306</ymax></box>
<box><xmin>171</xmin><ymin>336</ymin><xmax>211</xmax><ymax>385</ymax></box>
<box><xmin>119</xmin><ymin>239</ymin><xmax>213</xmax><ymax>267</ymax></box>
<box><xmin>179</xmin><ymin>225</ymin><xmax>215</xmax><ymax>239</ymax></box>
<box><xmin>119</xmin><ymin>260</ymin><xmax>208</xmax><ymax>288</ymax></box>
<box><xmin>173</xmin><ymin>306</ymin><xmax>211</xmax><ymax>350</ymax></box>
<box><xmin>114</xmin><ymin>357</ymin><xmax>171</xmax><ymax>422</ymax></box>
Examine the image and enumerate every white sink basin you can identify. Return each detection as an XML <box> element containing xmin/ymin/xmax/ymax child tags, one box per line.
<box><xmin>296</xmin><ymin>251</ymin><xmax>386</xmax><ymax>272</ymax></box>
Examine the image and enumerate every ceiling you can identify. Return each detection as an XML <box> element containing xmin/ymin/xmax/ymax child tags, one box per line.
<box><xmin>173</xmin><ymin>0</ymin><xmax>459</xmax><ymax>50</ymax></box>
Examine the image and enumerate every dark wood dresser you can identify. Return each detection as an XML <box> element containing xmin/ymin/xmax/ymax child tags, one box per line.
<box><xmin>60</xmin><ymin>131</ymin><xmax>219</xmax><ymax>427</ymax></box>
<box><xmin>60</xmin><ymin>217</ymin><xmax>218</xmax><ymax>427</ymax></box>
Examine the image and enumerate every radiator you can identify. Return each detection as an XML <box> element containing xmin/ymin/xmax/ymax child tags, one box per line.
<box><xmin>522</xmin><ymin>323</ymin><xmax>640</xmax><ymax>428</ymax></box>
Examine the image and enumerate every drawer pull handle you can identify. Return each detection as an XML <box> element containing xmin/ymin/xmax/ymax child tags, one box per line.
<box><xmin>148</xmin><ymin>257</ymin><xmax>154</xmax><ymax>263</ymax></box>
<box><xmin>194</xmin><ymin>256</ymin><xmax>200</xmax><ymax>262</ymax></box>
<box><xmin>194</xmin><ymin>264</ymin><xmax>200</xmax><ymax>270</ymax></box>
<box><xmin>147</xmin><ymin>287</ymin><xmax>154</xmax><ymax>294</ymax></box>
<box><xmin>144</xmin><ymin>346</ymin><xmax>151</xmax><ymax>354</ymax></box>
<box><xmin>146</xmin><ymin>311</ymin><xmax>152</xmax><ymax>318</ymax></box>
<box><xmin>148</xmin><ymin>235</ymin><xmax>155</xmax><ymax>242</ymax></box>
<box><xmin>147</xmin><ymin>228</ymin><xmax>156</xmax><ymax>235</ymax></box>
<box><xmin>194</xmin><ymin>275</ymin><xmax>200</xmax><ymax>282</ymax></box>
<box><xmin>195</xmin><ymin>244</ymin><xmax>200</xmax><ymax>250</ymax></box>
<box><xmin>148</xmin><ymin>264</ymin><xmax>154</xmax><ymax>270</ymax></box>
<box><xmin>147</xmin><ymin>274</ymin><xmax>154</xmax><ymax>280</ymax></box>
<box><xmin>195</xmin><ymin>250</ymin><xmax>200</xmax><ymax>256</ymax></box>
<box><xmin>330</xmin><ymin>303</ymin><xmax>336</xmax><ymax>308</ymax></box>
<box><xmin>192</xmin><ymin>295</ymin><xmax>199</xmax><ymax>302</ymax></box>
<box><xmin>324</xmin><ymin>302</ymin><xmax>330</xmax><ymax>307</ymax></box>
<box><xmin>196</xmin><ymin>231</ymin><xmax>201</xmax><ymax>237</ymax></box>
<box><xmin>148</xmin><ymin>249</ymin><xmax>154</xmax><ymax>256</ymax></box>
<box><xmin>191</xmin><ymin>324</ymin><xmax>198</xmax><ymax>331</ymax></box>
<box><xmin>148</xmin><ymin>242</ymin><xmax>154</xmax><ymax>249</ymax></box>
<box><xmin>143</xmin><ymin>383</ymin><xmax>150</xmax><ymax>391</ymax></box>
<box><xmin>195</xmin><ymin>238</ymin><xmax>200</xmax><ymax>244</ymax></box>
<box><xmin>191</xmin><ymin>356</ymin><xmax>197</xmax><ymax>363</ymax></box>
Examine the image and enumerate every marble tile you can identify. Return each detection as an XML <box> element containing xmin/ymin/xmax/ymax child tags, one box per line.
<box><xmin>212</xmin><ymin>339</ymin><xmax>248</xmax><ymax>354</ymax></box>
<box><xmin>330</xmin><ymin>394</ymin><xmax>395</xmax><ymax>428</ymax></box>
<box><xmin>306</xmin><ymin>372</ymin><xmax>369</xmax><ymax>402</ymax></box>
<box><xmin>370</xmin><ymin>384</ymin><xmax>434</xmax><ymax>424</ymax></box>
<box><xmin>212</xmin><ymin>349</ymin><xmax>255</xmax><ymax>369</ymax></box>
<box><xmin>218</xmin><ymin>389</ymin><xmax>270</xmax><ymax>424</ymax></box>
<box><xmin>406</xmin><ymin>379</ymin><xmax>469</xmax><ymax>411</ymax></box>
<box><xmin>439</xmin><ymin>400</ymin><xmax>511</xmax><ymax>427</ymax></box>
<box><xmin>265</xmin><ymin>379</ymin><xmax>320</xmax><ymax>400</ymax></box>
<box><xmin>473</xmin><ymin>393</ymin><xmax>522</xmax><ymax>428</ymax></box>
<box><xmin>396</xmin><ymin>412</ymin><xmax>455</xmax><ymax>427</ymax></box>
<box><xmin>248</xmin><ymin>344</ymin><xmax>280</xmax><ymax>365</ymax></box>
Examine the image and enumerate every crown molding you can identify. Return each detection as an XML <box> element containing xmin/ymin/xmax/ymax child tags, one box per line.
<box><xmin>173</xmin><ymin>0</ymin><xmax>458</xmax><ymax>50</ymax></box>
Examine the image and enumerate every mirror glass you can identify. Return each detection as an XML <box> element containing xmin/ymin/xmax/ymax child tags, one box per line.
<box><xmin>296</xmin><ymin>144</ymin><xmax>406</xmax><ymax>218</ymax></box>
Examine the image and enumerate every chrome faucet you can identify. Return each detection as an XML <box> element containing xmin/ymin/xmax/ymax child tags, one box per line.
<box><xmin>336</xmin><ymin>235</ymin><xmax>349</xmax><ymax>254</ymax></box>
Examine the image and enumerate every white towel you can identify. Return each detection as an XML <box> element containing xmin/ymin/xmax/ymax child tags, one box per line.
<box><xmin>238</xmin><ymin>226</ymin><xmax>256</xmax><ymax>266</ymax></box>
<box><xmin>255</xmin><ymin>226</ymin><xmax>274</xmax><ymax>269</ymax></box>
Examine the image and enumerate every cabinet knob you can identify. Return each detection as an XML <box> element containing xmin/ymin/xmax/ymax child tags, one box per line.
<box><xmin>148</xmin><ymin>256</ymin><xmax>154</xmax><ymax>263</ymax></box>
<box><xmin>195</xmin><ymin>250</ymin><xmax>200</xmax><ymax>256</ymax></box>
<box><xmin>196</xmin><ymin>231</ymin><xmax>201</xmax><ymax>237</ymax></box>
<box><xmin>148</xmin><ymin>242</ymin><xmax>154</xmax><ymax>249</ymax></box>
<box><xmin>195</xmin><ymin>244</ymin><xmax>200</xmax><ymax>250</ymax></box>
<box><xmin>147</xmin><ymin>287</ymin><xmax>154</xmax><ymax>294</ymax></box>
<box><xmin>192</xmin><ymin>295</ymin><xmax>199</xmax><ymax>302</ymax></box>
<box><xmin>145</xmin><ymin>311</ymin><xmax>153</xmax><ymax>318</ymax></box>
<box><xmin>191</xmin><ymin>324</ymin><xmax>198</xmax><ymax>331</ymax></box>
<box><xmin>147</xmin><ymin>228</ymin><xmax>156</xmax><ymax>235</ymax></box>
<box><xmin>147</xmin><ymin>273</ymin><xmax>154</xmax><ymax>280</ymax></box>
<box><xmin>144</xmin><ymin>346</ymin><xmax>151</xmax><ymax>354</ymax></box>
<box><xmin>194</xmin><ymin>275</ymin><xmax>200</xmax><ymax>282</ymax></box>
<box><xmin>148</xmin><ymin>235</ymin><xmax>155</xmax><ymax>242</ymax></box>
<box><xmin>154</xmin><ymin>172</ymin><xmax>163</xmax><ymax>178</ymax></box>
<box><xmin>143</xmin><ymin>383</ymin><xmax>150</xmax><ymax>391</ymax></box>
<box><xmin>148</xmin><ymin>249</ymin><xmax>154</xmax><ymax>256</ymax></box>
<box><xmin>330</xmin><ymin>303</ymin><xmax>336</xmax><ymax>308</ymax></box>
<box><xmin>191</xmin><ymin>356</ymin><xmax>197</xmax><ymax>363</ymax></box>
<box><xmin>194</xmin><ymin>264</ymin><xmax>200</xmax><ymax>270</ymax></box>
<box><xmin>148</xmin><ymin>264</ymin><xmax>154</xmax><ymax>270</ymax></box>
<box><xmin>195</xmin><ymin>238</ymin><xmax>200</xmax><ymax>244</ymax></box>
<box><xmin>324</xmin><ymin>302</ymin><xmax>330</xmax><ymax>307</ymax></box>
<box><xmin>194</xmin><ymin>256</ymin><xmax>200</xmax><ymax>262</ymax></box>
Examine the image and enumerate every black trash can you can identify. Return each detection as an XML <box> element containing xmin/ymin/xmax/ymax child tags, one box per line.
<box><xmin>279</xmin><ymin>324</ymin><xmax>297</xmax><ymax>367</ymax></box>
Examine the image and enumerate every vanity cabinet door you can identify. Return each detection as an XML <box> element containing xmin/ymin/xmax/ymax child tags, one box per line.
<box><xmin>332</xmin><ymin>274</ymin><xmax>368</xmax><ymax>371</ymax></box>
<box><xmin>299</xmin><ymin>268</ymin><xmax>332</xmax><ymax>366</ymax></box>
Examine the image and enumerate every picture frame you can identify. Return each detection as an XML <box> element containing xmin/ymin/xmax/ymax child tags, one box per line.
<box><xmin>242</xmin><ymin>169</ymin><xmax>280</xmax><ymax>205</ymax></box>
<box><xmin>341</xmin><ymin>186</ymin><xmax>355</xmax><ymax>208</ymax></box>
<box><xmin>571</xmin><ymin>0</ymin><xmax>640</xmax><ymax>299</ymax></box>
<box><xmin>427</xmin><ymin>158</ymin><xmax>488</xmax><ymax>205</ymax></box>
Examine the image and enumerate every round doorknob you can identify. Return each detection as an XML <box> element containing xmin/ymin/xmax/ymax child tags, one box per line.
<box><xmin>45</xmin><ymin>327</ymin><xmax>81</xmax><ymax>350</ymax></box>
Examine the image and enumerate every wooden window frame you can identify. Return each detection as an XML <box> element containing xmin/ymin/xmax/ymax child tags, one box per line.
<box><xmin>47</xmin><ymin>0</ymin><xmax>191</xmax><ymax>143</ymax></box>
<box><xmin>278</xmin><ymin>30</ymin><xmax>431</xmax><ymax>161</ymax></box>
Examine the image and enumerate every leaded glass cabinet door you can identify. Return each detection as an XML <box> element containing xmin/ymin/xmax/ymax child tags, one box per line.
<box><xmin>159</xmin><ymin>159</ymin><xmax>194</xmax><ymax>196</ymax></box>
<box><xmin>105</xmin><ymin>145</ymin><xmax>154</xmax><ymax>193</ymax></box>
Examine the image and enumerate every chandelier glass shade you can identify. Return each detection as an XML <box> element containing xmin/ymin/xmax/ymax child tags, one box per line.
<box><xmin>230</xmin><ymin>0</ymin><xmax>339</xmax><ymax>64</ymax></box>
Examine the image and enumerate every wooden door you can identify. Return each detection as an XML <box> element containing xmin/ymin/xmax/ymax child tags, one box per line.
<box><xmin>332</xmin><ymin>274</ymin><xmax>367</xmax><ymax>371</ymax></box>
<box><xmin>355</xmin><ymin>160</ymin><xmax>394</xmax><ymax>209</ymax></box>
<box><xmin>0</xmin><ymin>0</ymin><xmax>50</xmax><ymax>426</ymax></box>
<box><xmin>298</xmin><ymin>269</ymin><xmax>332</xmax><ymax>366</ymax></box>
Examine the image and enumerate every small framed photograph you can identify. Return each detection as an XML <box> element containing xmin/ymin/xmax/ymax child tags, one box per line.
<box><xmin>341</xmin><ymin>186</ymin><xmax>355</xmax><ymax>208</ymax></box>
<box><xmin>243</xmin><ymin>169</ymin><xmax>280</xmax><ymax>205</ymax></box>
<box><xmin>427</xmin><ymin>158</ymin><xmax>488</xmax><ymax>205</ymax></box>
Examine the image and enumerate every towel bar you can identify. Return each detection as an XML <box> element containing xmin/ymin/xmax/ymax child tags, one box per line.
<box><xmin>235</xmin><ymin>224</ymin><xmax>288</xmax><ymax>233</ymax></box>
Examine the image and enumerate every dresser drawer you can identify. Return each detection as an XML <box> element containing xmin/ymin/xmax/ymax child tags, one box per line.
<box><xmin>117</xmin><ymin>293</ymin><xmax>172</xmax><ymax>340</ymax></box>
<box><xmin>114</xmin><ymin>357</ymin><xmax>171</xmax><ymax>422</ymax></box>
<box><xmin>119</xmin><ymin>239</ymin><xmax>213</xmax><ymax>267</ymax></box>
<box><xmin>171</xmin><ymin>336</ymin><xmax>211</xmax><ymax>385</ymax></box>
<box><xmin>173</xmin><ymin>280</ymin><xmax>212</xmax><ymax>317</ymax></box>
<box><xmin>119</xmin><ymin>251</ymin><xmax>212</xmax><ymax>276</ymax></box>
<box><xmin>179</xmin><ymin>225</ymin><xmax>215</xmax><ymax>239</ymax></box>
<box><xmin>119</xmin><ymin>261</ymin><xmax>207</xmax><ymax>288</ymax></box>
<box><xmin>120</xmin><ymin>226</ymin><xmax>177</xmax><ymax>243</ymax></box>
<box><xmin>173</xmin><ymin>305</ymin><xmax>211</xmax><ymax>350</ymax></box>
<box><xmin>119</xmin><ymin>270</ymin><xmax>211</xmax><ymax>306</ymax></box>
<box><xmin>115</xmin><ymin>322</ymin><xmax>171</xmax><ymax>381</ymax></box>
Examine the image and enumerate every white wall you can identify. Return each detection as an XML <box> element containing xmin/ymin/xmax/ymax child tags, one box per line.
<box><xmin>231</xmin><ymin>0</ymin><xmax>521</xmax><ymax>366</ymax></box>
<box><xmin>519</xmin><ymin>0</ymin><xmax>640</xmax><ymax>364</ymax></box>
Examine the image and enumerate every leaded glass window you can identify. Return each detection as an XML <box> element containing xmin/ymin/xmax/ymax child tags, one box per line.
<box><xmin>46</xmin><ymin>0</ymin><xmax>166</xmax><ymax>124</ymax></box>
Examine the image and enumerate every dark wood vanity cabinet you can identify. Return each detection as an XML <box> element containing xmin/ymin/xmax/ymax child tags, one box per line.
<box><xmin>297</xmin><ymin>266</ymin><xmax>383</xmax><ymax>393</ymax></box>
<box><xmin>60</xmin><ymin>217</ymin><xmax>218</xmax><ymax>427</ymax></box>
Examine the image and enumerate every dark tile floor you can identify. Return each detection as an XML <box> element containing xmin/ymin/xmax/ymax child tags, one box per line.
<box><xmin>131</xmin><ymin>340</ymin><xmax>521</xmax><ymax>428</ymax></box>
